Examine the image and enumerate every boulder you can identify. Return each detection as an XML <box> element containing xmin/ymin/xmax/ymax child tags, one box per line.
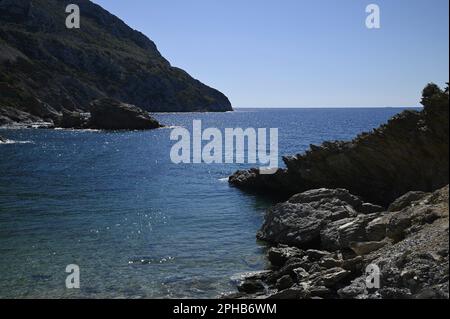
<box><xmin>319</xmin><ymin>257</ymin><xmax>343</xmax><ymax>269</ymax></box>
<box><xmin>268</xmin><ymin>287</ymin><xmax>305</xmax><ymax>299</ymax></box>
<box><xmin>257</xmin><ymin>188</ymin><xmax>363</xmax><ymax>247</ymax></box>
<box><xmin>337</xmin><ymin>215</ymin><xmax>378</xmax><ymax>248</ymax></box>
<box><xmin>320</xmin><ymin>218</ymin><xmax>354</xmax><ymax>251</ymax></box>
<box><xmin>234</xmin><ymin>271</ymin><xmax>271</xmax><ymax>294</ymax></box>
<box><xmin>349</xmin><ymin>241</ymin><xmax>387</xmax><ymax>256</ymax></box>
<box><xmin>267</xmin><ymin>246</ymin><xmax>304</xmax><ymax>267</ymax></box>
<box><xmin>289</xmin><ymin>188</ymin><xmax>362</xmax><ymax>208</ymax></box>
<box><xmin>305</xmin><ymin>249</ymin><xmax>331</xmax><ymax>261</ymax></box>
<box><xmin>293</xmin><ymin>267</ymin><xmax>310</xmax><ymax>281</ymax></box>
<box><xmin>267</xmin><ymin>259</ymin><xmax>306</xmax><ymax>284</ymax></box>
<box><xmin>388</xmin><ymin>191</ymin><xmax>428</xmax><ymax>212</ymax></box>
<box><xmin>275</xmin><ymin>275</ymin><xmax>294</xmax><ymax>290</ymax></box>
<box><xmin>309</xmin><ymin>286</ymin><xmax>333</xmax><ymax>298</ymax></box>
<box><xmin>365</xmin><ymin>216</ymin><xmax>389</xmax><ymax>241</ymax></box>
<box><xmin>311</xmin><ymin>267</ymin><xmax>351</xmax><ymax>288</ymax></box>
<box><xmin>89</xmin><ymin>98</ymin><xmax>162</xmax><ymax>130</ymax></box>
<box><xmin>237</xmin><ymin>280</ymin><xmax>266</xmax><ymax>294</ymax></box>
<box><xmin>257</xmin><ymin>202</ymin><xmax>326</xmax><ymax>247</ymax></box>
<box><xmin>320</xmin><ymin>213</ymin><xmax>381</xmax><ymax>251</ymax></box>
<box><xmin>386</xmin><ymin>187</ymin><xmax>448</xmax><ymax>242</ymax></box>
<box><xmin>341</xmin><ymin>256</ymin><xmax>364</xmax><ymax>272</ymax></box>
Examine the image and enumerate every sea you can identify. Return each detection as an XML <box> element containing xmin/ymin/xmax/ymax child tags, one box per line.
<box><xmin>0</xmin><ymin>107</ymin><xmax>418</xmax><ymax>298</ymax></box>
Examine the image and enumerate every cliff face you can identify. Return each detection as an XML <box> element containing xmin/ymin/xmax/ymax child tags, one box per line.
<box><xmin>0</xmin><ymin>0</ymin><xmax>232</xmax><ymax>125</ymax></box>
<box><xmin>230</xmin><ymin>84</ymin><xmax>449</xmax><ymax>206</ymax></box>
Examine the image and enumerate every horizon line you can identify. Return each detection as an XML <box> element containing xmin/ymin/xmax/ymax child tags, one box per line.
<box><xmin>233</xmin><ymin>106</ymin><xmax>422</xmax><ymax>109</ymax></box>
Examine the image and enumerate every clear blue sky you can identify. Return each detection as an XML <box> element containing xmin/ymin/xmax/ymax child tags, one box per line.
<box><xmin>92</xmin><ymin>0</ymin><xmax>449</xmax><ymax>107</ymax></box>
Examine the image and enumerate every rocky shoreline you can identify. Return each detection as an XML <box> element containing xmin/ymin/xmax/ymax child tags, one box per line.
<box><xmin>226</xmin><ymin>84</ymin><xmax>449</xmax><ymax>299</ymax></box>
<box><xmin>0</xmin><ymin>98</ymin><xmax>163</xmax><ymax>131</ymax></box>
<box><xmin>225</xmin><ymin>186</ymin><xmax>448</xmax><ymax>299</ymax></box>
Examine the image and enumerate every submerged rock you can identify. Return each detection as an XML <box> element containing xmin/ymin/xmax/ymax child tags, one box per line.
<box><xmin>89</xmin><ymin>98</ymin><xmax>162</xmax><ymax>130</ymax></box>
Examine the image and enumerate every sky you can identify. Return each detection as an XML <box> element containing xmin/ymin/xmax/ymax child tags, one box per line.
<box><xmin>92</xmin><ymin>0</ymin><xmax>449</xmax><ymax>108</ymax></box>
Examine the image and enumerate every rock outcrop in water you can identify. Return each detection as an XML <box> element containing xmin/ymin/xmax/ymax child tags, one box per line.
<box><xmin>0</xmin><ymin>135</ymin><xmax>6</xmax><ymax>143</ymax></box>
<box><xmin>0</xmin><ymin>0</ymin><xmax>232</xmax><ymax>126</ymax></box>
<box><xmin>226</xmin><ymin>185</ymin><xmax>449</xmax><ymax>299</ymax></box>
<box><xmin>57</xmin><ymin>98</ymin><xmax>162</xmax><ymax>130</ymax></box>
<box><xmin>229</xmin><ymin>84</ymin><xmax>449</xmax><ymax>206</ymax></box>
<box><xmin>89</xmin><ymin>98</ymin><xmax>161</xmax><ymax>130</ymax></box>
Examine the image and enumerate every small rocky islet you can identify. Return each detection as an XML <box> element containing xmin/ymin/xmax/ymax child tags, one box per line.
<box><xmin>57</xmin><ymin>98</ymin><xmax>162</xmax><ymax>130</ymax></box>
<box><xmin>227</xmin><ymin>83</ymin><xmax>449</xmax><ymax>299</ymax></box>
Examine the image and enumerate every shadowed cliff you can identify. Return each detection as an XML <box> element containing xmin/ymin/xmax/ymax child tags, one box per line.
<box><xmin>0</xmin><ymin>0</ymin><xmax>232</xmax><ymax>125</ymax></box>
<box><xmin>229</xmin><ymin>83</ymin><xmax>449</xmax><ymax>206</ymax></box>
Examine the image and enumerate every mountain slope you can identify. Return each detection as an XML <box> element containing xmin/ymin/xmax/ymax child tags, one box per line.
<box><xmin>0</xmin><ymin>0</ymin><xmax>232</xmax><ymax>124</ymax></box>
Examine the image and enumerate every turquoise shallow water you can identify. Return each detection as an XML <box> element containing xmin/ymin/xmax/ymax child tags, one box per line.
<box><xmin>0</xmin><ymin>108</ymin><xmax>417</xmax><ymax>298</ymax></box>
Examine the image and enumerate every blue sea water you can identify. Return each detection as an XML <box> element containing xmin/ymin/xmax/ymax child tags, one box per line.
<box><xmin>0</xmin><ymin>108</ymin><xmax>417</xmax><ymax>298</ymax></box>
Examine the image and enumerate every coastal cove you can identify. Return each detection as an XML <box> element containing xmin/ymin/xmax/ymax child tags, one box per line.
<box><xmin>0</xmin><ymin>108</ymin><xmax>417</xmax><ymax>298</ymax></box>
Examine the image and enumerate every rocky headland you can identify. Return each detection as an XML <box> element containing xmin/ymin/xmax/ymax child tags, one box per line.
<box><xmin>227</xmin><ymin>84</ymin><xmax>449</xmax><ymax>299</ymax></box>
<box><xmin>0</xmin><ymin>0</ymin><xmax>232</xmax><ymax>127</ymax></box>
<box><xmin>230</xmin><ymin>84</ymin><xmax>449</xmax><ymax>206</ymax></box>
